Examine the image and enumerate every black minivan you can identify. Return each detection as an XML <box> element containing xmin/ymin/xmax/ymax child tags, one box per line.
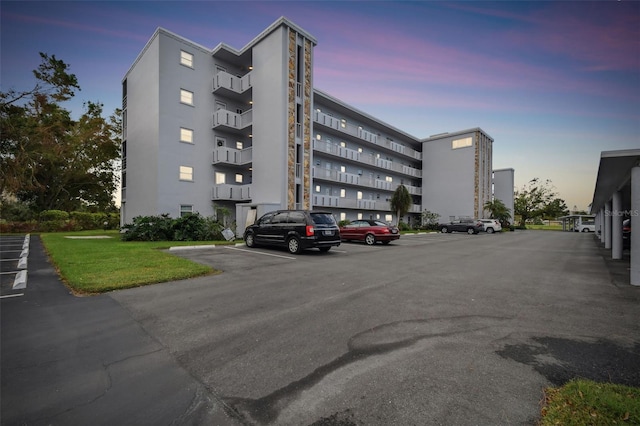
<box><xmin>244</xmin><ymin>210</ymin><xmax>341</xmax><ymax>254</ymax></box>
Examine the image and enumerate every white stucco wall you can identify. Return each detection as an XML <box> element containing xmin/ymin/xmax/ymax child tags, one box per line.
<box><xmin>421</xmin><ymin>134</ymin><xmax>476</xmax><ymax>221</ymax></box>
<box><xmin>493</xmin><ymin>168</ymin><xmax>515</xmax><ymax>222</ymax></box>
<box><xmin>251</xmin><ymin>26</ymin><xmax>289</xmax><ymax>207</ymax></box>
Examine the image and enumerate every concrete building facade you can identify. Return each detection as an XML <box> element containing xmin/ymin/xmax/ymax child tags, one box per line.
<box><xmin>493</xmin><ymin>168</ymin><xmax>515</xmax><ymax>223</ymax></box>
<box><xmin>121</xmin><ymin>17</ymin><xmax>509</xmax><ymax>235</ymax></box>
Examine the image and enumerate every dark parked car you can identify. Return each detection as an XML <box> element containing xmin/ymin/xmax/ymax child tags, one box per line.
<box><xmin>440</xmin><ymin>218</ymin><xmax>483</xmax><ymax>234</ymax></box>
<box><xmin>623</xmin><ymin>218</ymin><xmax>631</xmax><ymax>249</ymax></box>
<box><xmin>339</xmin><ymin>219</ymin><xmax>400</xmax><ymax>245</ymax></box>
<box><xmin>244</xmin><ymin>210</ymin><xmax>341</xmax><ymax>254</ymax></box>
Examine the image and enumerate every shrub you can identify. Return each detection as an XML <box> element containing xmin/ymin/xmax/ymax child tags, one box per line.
<box><xmin>398</xmin><ymin>221</ymin><xmax>410</xmax><ymax>231</ymax></box>
<box><xmin>338</xmin><ymin>220</ymin><xmax>351</xmax><ymax>227</ymax></box>
<box><xmin>0</xmin><ymin>201</ymin><xmax>36</xmax><ymax>221</ymax></box>
<box><xmin>39</xmin><ymin>210</ymin><xmax>69</xmax><ymax>222</ymax></box>
<box><xmin>121</xmin><ymin>214</ymin><xmax>174</xmax><ymax>241</ymax></box>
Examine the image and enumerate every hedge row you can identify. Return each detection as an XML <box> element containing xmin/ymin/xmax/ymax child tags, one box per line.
<box><xmin>121</xmin><ymin>213</ymin><xmax>229</xmax><ymax>242</ymax></box>
<box><xmin>0</xmin><ymin>211</ymin><xmax>120</xmax><ymax>233</ymax></box>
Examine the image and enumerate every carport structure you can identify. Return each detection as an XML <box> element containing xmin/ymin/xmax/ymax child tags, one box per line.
<box><xmin>590</xmin><ymin>149</ymin><xmax>640</xmax><ymax>286</ymax></box>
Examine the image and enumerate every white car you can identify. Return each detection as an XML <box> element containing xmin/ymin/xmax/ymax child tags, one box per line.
<box><xmin>575</xmin><ymin>223</ymin><xmax>595</xmax><ymax>232</ymax></box>
<box><xmin>479</xmin><ymin>219</ymin><xmax>502</xmax><ymax>234</ymax></box>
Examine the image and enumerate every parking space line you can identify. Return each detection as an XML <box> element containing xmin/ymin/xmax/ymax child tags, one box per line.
<box><xmin>0</xmin><ymin>293</ymin><xmax>24</xmax><ymax>299</ymax></box>
<box><xmin>224</xmin><ymin>246</ymin><xmax>296</xmax><ymax>260</ymax></box>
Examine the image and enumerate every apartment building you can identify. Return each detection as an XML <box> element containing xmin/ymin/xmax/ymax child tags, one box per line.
<box><xmin>422</xmin><ymin>129</ymin><xmax>494</xmax><ymax>222</ymax></box>
<box><xmin>121</xmin><ymin>17</ymin><xmax>505</xmax><ymax>235</ymax></box>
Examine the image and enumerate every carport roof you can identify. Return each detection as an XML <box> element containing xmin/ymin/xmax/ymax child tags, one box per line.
<box><xmin>590</xmin><ymin>149</ymin><xmax>640</xmax><ymax>214</ymax></box>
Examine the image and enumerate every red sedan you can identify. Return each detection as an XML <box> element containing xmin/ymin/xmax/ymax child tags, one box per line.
<box><xmin>339</xmin><ymin>219</ymin><xmax>400</xmax><ymax>245</ymax></box>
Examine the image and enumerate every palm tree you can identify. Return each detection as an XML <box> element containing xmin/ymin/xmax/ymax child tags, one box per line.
<box><xmin>484</xmin><ymin>198</ymin><xmax>512</xmax><ymax>225</ymax></box>
<box><xmin>390</xmin><ymin>184</ymin><xmax>412</xmax><ymax>225</ymax></box>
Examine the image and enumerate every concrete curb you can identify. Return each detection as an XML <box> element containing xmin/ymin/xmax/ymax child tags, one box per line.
<box><xmin>13</xmin><ymin>270</ymin><xmax>27</xmax><ymax>289</ymax></box>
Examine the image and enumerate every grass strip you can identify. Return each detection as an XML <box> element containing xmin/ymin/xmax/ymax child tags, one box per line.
<box><xmin>540</xmin><ymin>379</ymin><xmax>640</xmax><ymax>425</ymax></box>
<box><xmin>40</xmin><ymin>230</ymin><xmax>222</xmax><ymax>294</ymax></box>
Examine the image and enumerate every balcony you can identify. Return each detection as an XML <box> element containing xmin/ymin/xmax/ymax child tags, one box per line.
<box><xmin>213</xmin><ymin>109</ymin><xmax>252</xmax><ymax>132</ymax></box>
<box><xmin>212</xmin><ymin>70</ymin><xmax>252</xmax><ymax>95</ymax></box>
<box><xmin>313</xmin><ymin>139</ymin><xmax>422</xmax><ymax>178</ymax></box>
<box><xmin>313</xmin><ymin>110</ymin><xmax>422</xmax><ymax>161</ymax></box>
<box><xmin>213</xmin><ymin>146</ymin><xmax>252</xmax><ymax>165</ymax></box>
<box><xmin>312</xmin><ymin>194</ymin><xmax>421</xmax><ymax>213</ymax></box>
<box><xmin>212</xmin><ymin>184</ymin><xmax>252</xmax><ymax>201</ymax></box>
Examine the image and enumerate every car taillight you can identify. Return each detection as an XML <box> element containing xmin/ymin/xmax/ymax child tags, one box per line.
<box><xmin>306</xmin><ymin>225</ymin><xmax>314</xmax><ymax>236</ymax></box>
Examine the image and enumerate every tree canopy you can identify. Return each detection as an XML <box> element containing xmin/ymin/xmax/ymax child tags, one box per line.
<box><xmin>0</xmin><ymin>53</ymin><xmax>121</xmax><ymax>213</ymax></box>
<box><xmin>514</xmin><ymin>178</ymin><xmax>566</xmax><ymax>226</ymax></box>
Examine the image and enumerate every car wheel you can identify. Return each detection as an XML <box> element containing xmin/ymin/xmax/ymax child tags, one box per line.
<box><xmin>287</xmin><ymin>236</ymin><xmax>301</xmax><ymax>254</ymax></box>
<box><xmin>245</xmin><ymin>232</ymin><xmax>255</xmax><ymax>247</ymax></box>
<box><xmin>365</xmin><ymin>233</ymin><xmax>376</xmax><ymax>245</ymax></box>
<box><xmin>319</xmin><ymin>247</ymin><xmax>331</xmax><ymax>252</ymax></box>
<box><xmin>441</xmin><ymin>226</ymin><xmax>449</xmax><ymax>233</ymax></box>
<box><xmin>486</xmin><ymin>228</ymin><xmax>494</xmax><ymax>234</ymax></box>
<box><xmin>467</xmin><ymin>228</ymin><xmax>475</xmax><ymax>235</ymax></box>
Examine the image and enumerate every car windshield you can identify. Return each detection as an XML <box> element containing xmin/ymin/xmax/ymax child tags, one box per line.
<box><xmin>310</xmin><ymin>213</ymin><xmax>336</xmax><ymax>225</ymax></box>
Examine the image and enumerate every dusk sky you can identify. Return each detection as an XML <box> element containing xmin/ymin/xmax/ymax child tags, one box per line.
<box><xmin>2</xmin><ymin>1</ymin><xmax>639</xmax><ymax>211</ymax></box>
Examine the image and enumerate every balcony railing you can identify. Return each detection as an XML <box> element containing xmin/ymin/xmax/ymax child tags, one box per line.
<box><xmin>212</xmin><ymin>146</ymin><xmax>252</xmax><ymax>165</ymax></box>
<box><xmin>212</xmin><ymin>184</ymin><xmax>252</xmax><ymax>201</ymax></box>
<box><xmin>213</xmin><ymin>109</ymin><xmax>252</xmax><ymax>131</ymax></box>
<box><xmin>313</xmin><ymin>110</ymin><xmax>422</xmax><ymax>160</ymax></box>
<box><xmin>312</xmin><ymin>194</ymin><xmax>420</xmax><ymax>213</ymax></box>
<box><xmin>212</xmin><ymin>70</ymin><xmax>252</xmax><ymax>94</ymax></box>
<box><xmin>313</xmin><ymin>139</ymin><xmax>422</xmax><ymax>178</ymax></box>
<box><xmin>312</xmin><ymin>168</ymin><xmax>421</xmax><ymax>195</ymax></box>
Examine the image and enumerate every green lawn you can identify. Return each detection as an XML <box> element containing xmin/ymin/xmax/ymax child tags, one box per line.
<box><xmin>541</xmin><ymin>379</ymin><xmax>640</xmax><ymax>425</ymax></box>
<box><xmin>40</xmin><ymin>230</ymin><xmax>225</xmax><ymax>294</ymax></box>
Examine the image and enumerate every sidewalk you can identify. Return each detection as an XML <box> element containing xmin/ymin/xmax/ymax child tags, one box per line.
<box><xmin>0</xmin><ymin>235</ymin><xmax>234</xmax><ymax>425</ymax></box>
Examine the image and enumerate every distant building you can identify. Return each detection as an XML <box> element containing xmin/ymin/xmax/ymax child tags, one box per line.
<box><xmin>493</xmin><ymin>168</ymin><xmax>515</xmax><ymax>223</ymax></box>
<box><xmin>421</xmin><ymin>129</ymin><xmax>493</xmax><ymax>222</ymax></box>
<box><xmin>121</xmin><ymin>17</ymin><xmax>512</xmax><ymax>235</ymax></box>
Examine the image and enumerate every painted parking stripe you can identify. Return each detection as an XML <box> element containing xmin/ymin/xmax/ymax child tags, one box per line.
<box><xmin>0</xmin><ymin>293</ymin><xmax>24</xmax><ymax>299</ymax></box>
<box><xmin>225</xmin><ymin>246</ymin><xmax>296</xmax><ymax>260</ymax></box>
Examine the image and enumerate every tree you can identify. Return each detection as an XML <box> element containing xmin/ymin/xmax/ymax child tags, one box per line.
<box><xmin>514</xmin><ymin>178</ymin><xmax>562</xmax><ymax>227</ymax></box>
<box><xmin>390</xmin><ymin>184</ymin><xmax>412</xmax><ymax>225</ymax></box>
<box><xmin>542</xmin><ymin>198</ymin><xmax>569</xmax><ymax>220</ymax></box>
<box><xmin>0</xmin><ymin>53</ymin><xmax>121</xmax><ymax>212</ymax></box>
<box><xmin>484</xmin><ymin>198</ymin><xmax>512</xmax><ymax>225</ymax></box>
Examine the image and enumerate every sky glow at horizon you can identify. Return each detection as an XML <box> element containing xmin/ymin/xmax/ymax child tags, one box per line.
<box><xmin>1</xmin><ymin>1</ymin><xmax>638</xmax><ymax>211</ymax></box>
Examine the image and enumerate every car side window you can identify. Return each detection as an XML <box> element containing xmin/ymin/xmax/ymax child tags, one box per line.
<box><xmin>258</xmin><ymin>212</ymin><xmax>275</xmax><ymax>225</ymax></box>
<box><xmin>289</xmin><ymin>212</ymin><xmax>306</xmax><ymax>224</ymax></box>
<box><xmin>271</xmin><ymin>212</ymin><xmax>288</xmax><ymax>224</ymax></box>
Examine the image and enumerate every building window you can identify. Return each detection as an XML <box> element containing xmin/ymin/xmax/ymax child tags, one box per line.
<box><xmin>180</xmin><ymin>89</ymin><xmax>194</xmax><ymax>106</ymax></box>
<box><xmin>357</xmin><ymin>213</ymin><xmax>362</xmax><ymax>220</ymax></box>
<box><xmin>340</xmin><ymin>188</ymin><xmax>346</xmax><ymax>198</ymax></box>
<box><xmin>340</xmin><ymin>212</ymin><xmax>346</xmax><ymax>221</ymax></box>
<box><xmin>341</xmin><ymin>119</ymin><xmax>346</xmax><ymax>128</ymax></box>
<box><xmin>180</xmin><ymin>127</ymin><xmax>193</xmax><ymax>144</ymax></box>
<box><xmin>236</xmin><ymin>141</ymin><xmax>243</xmax><ymax>150</ymax></box>
<box><xmin>452</xmin><ymin>137</ymin><xmax>473</xmax><ymax>149</ymax></box>
<box><xmin>235</xmin><ymin>173</ymin><xmax>243</xmax><ymax>183</ymax></box>
<box><xmin>340</xmin><ymin>165</ymin><xmax>346</xmax><ymax>173</ymax></box>
<box><xmin>358</xmin><ymin>147</ymin><xmax>363</xmax><ymax>153</ymax></box>
<box><xmin>180</xmin><ymin>50</ymin><xmax>193</xmax><ymax>68</ymax></box>
<box><xmin>386</xmin><ymin>176</ymin><xmax>393</xmax><ymax>183</ymax></box>
<box><xmin>316</xmin><ymin>134</ymin><xmax>321</xmax><ymax>140</ymax></box>
<box><xmin>179</xmin><ymin>166</ymin><xmax>193</xmax><ymax>181</ymax></box>
<box><xmin>357</xmin><ymin>191</ymin><xmax>363</xmax><ymax>200</ymax></box>
<box><xmin>215</xmin><ymin>172</ymin><xmax>226</xmax><ymax>184</ymax></box>
<box><xmin>315</xmin><ymin>185</ymin><xmax>321</xmax><ymax>192</ymax></box>
<box><xmin>340</xmin><ymin>141</ymin><xmax>346</xmax><ymax>148</ymax></box>
<box><xmin>180</xmin><ymin>205</ymin><xmax>193</xmax><ymax>217</ymax></box>
<box><xmin>385</xmin><ymin>214</ymin><xmax>393</xmax><ymax>222</ymax></box>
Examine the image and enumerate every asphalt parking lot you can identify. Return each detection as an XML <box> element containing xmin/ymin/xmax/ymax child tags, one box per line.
<box><xmin>2</xmin><ymin>231</ymin><xmax>639</xmax><ymax>425</ymax></box>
